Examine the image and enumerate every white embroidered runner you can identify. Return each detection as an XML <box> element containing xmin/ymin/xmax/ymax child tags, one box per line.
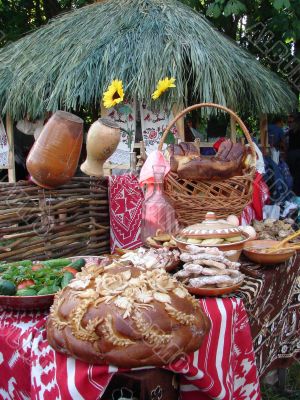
<box><xmin>140</xmin><ymin>104</ymin><xmax>177</xmax><ymax>155</ymax></box>
<box><xmin>106</xmin><ymin>99</ymin><xmax>136</xmax><ymax>165</ymax></box>
<box><xmin>0</xmin><ymin>118</ymin><xmax>9</xmax><ymax>168</ymax></box>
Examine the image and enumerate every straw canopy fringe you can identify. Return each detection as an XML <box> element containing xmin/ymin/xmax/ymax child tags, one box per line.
<box><xmin>0</xmin><ymin>0</ymin><xmax>296</xmax><ymax>119</ymax></box>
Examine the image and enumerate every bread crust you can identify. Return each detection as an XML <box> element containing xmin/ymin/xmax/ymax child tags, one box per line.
<box><xmin>166</xmin><ymin>140</ymin><xmax>245</xmax><ymax>180</ymax></box>
<box><xmin>47</xmin><ymin>264</ymin><xmax>210</xmax><ymax>367</ymax></box>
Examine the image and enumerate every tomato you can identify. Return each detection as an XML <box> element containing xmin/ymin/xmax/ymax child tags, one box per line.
<box><xmin>31</xmin><ymin>264</ymin><xmax>44</xmax><ymax>271</ymax></box>
<box><xmin>63</xmin><ymin>267</ymin><xmax>78</xmax><ymax>276</ymax></box>
<box><xmin>17</xmin><ymin>279</ymin><xmax>35</xmax><ymax>290</ymax></box>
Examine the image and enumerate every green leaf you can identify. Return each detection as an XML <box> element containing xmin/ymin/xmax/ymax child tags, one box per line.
<box><xmin>165</xmin><ymin>132</ymin><xmax>175</xmax><ymax>144</ymax></box>
<box><xmin>224</xmin><ymin>0</ymin><xmax>247</xmax><ymax>17</ymax></box>
<box><xmin>206</xmin><ymin>3</ymin><xmax>222</xmax><ymax>18</ymax></box>
<box><xmin>273</xmin><ymin>0</ymin><xmax>290</xmax><ymax>10</ymax></box>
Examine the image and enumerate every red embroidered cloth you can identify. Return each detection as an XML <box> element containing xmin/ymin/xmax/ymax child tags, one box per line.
<box><xmin>109</xmin><ymin>174</ymin><xmax>144</xmax><ymax>253</ymax></box>
<box><xmin>241</xmin><ymin>173</ymin><xmax>270</xmax><ymax>224</ymax></box>
<box><xmin>0</xmin><ymin>298</ymin><xmax>260</xmax><ymax>400</ymax></box>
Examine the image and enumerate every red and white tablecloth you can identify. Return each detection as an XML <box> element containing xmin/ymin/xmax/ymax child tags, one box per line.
<box><xmin>0</xmin><ymin>298</ymin><xmax>260</xmax><ymax>400</ymax></box>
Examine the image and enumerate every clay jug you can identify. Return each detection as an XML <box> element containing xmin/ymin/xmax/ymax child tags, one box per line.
<box><xmin>26</xmin><ymin>111</ymin><xmax>83</xmax><ymax>189</ymax></box>
<box><xmin>80</xmin><ymin>118</ymin><xmax>120</xmax><ymax>177</ymax></box>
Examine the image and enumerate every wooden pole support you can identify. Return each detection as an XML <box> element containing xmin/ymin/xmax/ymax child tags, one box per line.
<box><xmin>260</xmin><ymin>114</ymin><xmax>268</xmax><ymax>155</ymax></box>
<box><xmin>230</xmin><ymin>115</ymin><xmax>237</xmax><ymax>143</ymax></box>
<box><xmin>6</xmin><ymin>114</ymin><xmax>16</xmax><ymax>183</ymax></box>
<box><xmin>172</xmin><ymin>103</ymin><xmax>185</xmax><ymax>141</ymax></box>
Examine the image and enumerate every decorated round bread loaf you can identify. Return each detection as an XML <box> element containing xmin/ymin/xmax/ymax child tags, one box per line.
<box><xmin>47</xmin><ymin>262</ymin><xmax>210</xmax><ymax>368</ymax></box>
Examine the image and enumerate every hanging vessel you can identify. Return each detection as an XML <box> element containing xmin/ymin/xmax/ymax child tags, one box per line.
<box><xmin>80</xmin><ymin>118</ymin><xmax>120</xmax><ymax>177</ymax></box>
<box><xmin>26</xmin><ymin>111</ymin><xmax>83</xmax><ymax>189</ymax></box>
<box><xmin>141</xmin><ymin>166</ymin><xmax>178</xmax><ymax>244</ymax></box>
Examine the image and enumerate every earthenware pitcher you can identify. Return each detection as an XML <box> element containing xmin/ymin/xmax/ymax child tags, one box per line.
<box><xmin>26</xmin><ymin>111</ymin><xmax>84</xmax><ymax>189</ymax></box>
<box><xmin>80</xmin><ymin>118</ymin><xmax>120</xmax><ymax>177</ymax></box>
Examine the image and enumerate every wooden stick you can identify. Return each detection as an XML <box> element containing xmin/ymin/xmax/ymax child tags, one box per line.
<box><xmin>230</xmin><ymin>114</ymin><xmax>237</xmax><ymax>144</ymax></box>
<box><xmin>6</xmin><ymin>114</ymin><xmax>16</xmax><ymax>183</ymax></box>
<box><xmin>0</xmin><ymin>178</ymin><xmax>110</xmax><ymax>261</ymax></box>
<box><xmin>260</xmin><ymin>114</ymin><xmax>268</xmax><ymax>155</ymax></box>
<box><xmin>0</xmin><ymin>234</ymin><xmax>110</xmax><ymax>260</ymax></box>
<box><xmin>266</xmin><ymin>246</ymin><xmax>300</xmax><ymax>254</ymax></box>
<box><xmin>272</xmin><ymin>230</ymin><xmax>300</xmax><ymax>249</ymax></box>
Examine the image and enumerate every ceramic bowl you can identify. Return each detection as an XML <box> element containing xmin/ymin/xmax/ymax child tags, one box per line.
<box><xmin>243</xmin><ymin>240</ymin><xmax>296</xmax><ymax>265</ymax></box>
<box><xmin>186</xmin><ymin>281</ymin><xmax>243</xmax><ymax>297</ymax></box>
<box><xmin>0</xmin><ymin>294</ymin><xmax>55</xmax><ymax>311</ymax></box>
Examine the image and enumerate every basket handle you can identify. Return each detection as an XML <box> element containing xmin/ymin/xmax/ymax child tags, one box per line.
<box><xmin>158</xmin><ymin>102</ymin><xmax>256</xmax><ymax>159</ymax></box>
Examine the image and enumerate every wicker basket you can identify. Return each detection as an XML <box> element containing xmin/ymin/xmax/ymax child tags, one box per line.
<box><xmin>0</xmin><ymin>177</ymin><xmax>110</xmax><ymax>261</ymax></box>
<box><xmin>158</xmin><ymin>103</ymin><xmax>256</xmax><ymax>225</ymax></box>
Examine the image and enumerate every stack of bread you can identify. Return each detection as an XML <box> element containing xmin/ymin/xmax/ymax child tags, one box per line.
<box><xmin>146</xmin><ymin>232</ymin><xmax>177</xmax><ymax>248</ymax></box>
<box><xmin>165</xmin><ymin>140</ymin><xmax>247</xmax><ymax>181</ymax></box>
<box><xmin>174</xmin><ymin>245</ymin><xmax>244</xmax><ymax>289</ymax></box>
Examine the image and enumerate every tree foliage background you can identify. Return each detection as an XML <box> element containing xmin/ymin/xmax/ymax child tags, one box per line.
<box><xmin>0</xmin><ymin>0</ymin><xmax>299</xmax><ymax>96</ymax></box>
<box><xmin>182</xmin><ymin>0</ymin><xmax>300</xmax><ymax>96</ymax></box>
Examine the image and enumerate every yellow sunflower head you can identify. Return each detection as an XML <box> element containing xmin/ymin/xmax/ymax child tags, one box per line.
<box><xmin>103</xmin><ymin>79</ymin><xmax>125</xmax><ymax>109</ymax></box>
<box><xmin>151</xmin><ymin>77</ymin><xmax>176</xmax><ymax>100</ymax></box>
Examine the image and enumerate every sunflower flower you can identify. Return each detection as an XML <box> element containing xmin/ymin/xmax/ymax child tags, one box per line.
<box><xmin>151</xmin><ymin>77</ymin><xmax>176</xmax><ymax>100</ymax></box>
<box><xmin>103</xmin><ymin>79</ymin><xmax>125</xmax><ymax>108</ymax></box>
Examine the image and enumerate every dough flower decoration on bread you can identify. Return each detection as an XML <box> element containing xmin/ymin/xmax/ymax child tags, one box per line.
<box><xmin>47</xmin><ymin>257</ymin><xmax>210</xmax><ymax>368</ymax></box>
<box><xmin>103</xmin><ymin>79</ymin><xmax>125</xmax><ymax>108</ymax></box>
<box><xmin>152</xmin><ymin>77</ymin><xmax>176</xmax><ymax>100</ymax></box>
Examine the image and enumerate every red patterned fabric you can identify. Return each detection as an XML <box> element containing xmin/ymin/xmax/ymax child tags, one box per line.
<box><xmin>251</xmin><ymin>173</ymin><xmax>270</xmax><ymax>221</ymax></box>
<box><xmin>241</xmin><ymin>204</ymin><xmax>256</xmax><ymax>225</ymax></box>
<box><xmin>0</xmin><ymin>298</ymin><xmax>261</xmax><ymax>400</ymax></box>
<box><xmin>241</xmin><ymin>173</ymin><xmax>270</xmax><ymax>224</ymax></box>
<box><xmin>0</xmin><ymin>311</ymin><xmax>47</xmax><ymax>400</ymax></box>
<box><xmin>108</xmin><ymin>174</ymin><xmax>144</xmax><ymax>252</ymax></box>
<box><xmin>213</xmin><ymin>137</ymin><xmax>226</xmax><ymax>151</ymax></box>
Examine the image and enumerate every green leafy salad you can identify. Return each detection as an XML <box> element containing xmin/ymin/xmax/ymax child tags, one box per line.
<box><xmin>0</xmin><ymin>258</ymin><xmax>86</xmax><ymax>296</ymax></box>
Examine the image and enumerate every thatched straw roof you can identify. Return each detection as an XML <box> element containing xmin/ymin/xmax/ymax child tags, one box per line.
<box><xmin>0</xmin><ymin>0</ymin><xmax>296</xmax><ymax>119</ymax></box>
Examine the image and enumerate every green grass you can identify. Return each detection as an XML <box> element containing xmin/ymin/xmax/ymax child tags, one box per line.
<box><xmin>262</xmin><ymin>364</ymin><xmax>300</xmax><ymax>400</ymax></box>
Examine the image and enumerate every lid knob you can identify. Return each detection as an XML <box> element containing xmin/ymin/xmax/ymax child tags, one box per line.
<box><xmin>205</xmin><ymin>212</ymin><xmax>216</xmax><ymax>221</ymax></box>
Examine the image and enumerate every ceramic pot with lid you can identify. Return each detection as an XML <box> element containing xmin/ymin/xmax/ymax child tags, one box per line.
<box><xmin>174</xmin><ymin>212</ymin><xmax>249</xmax><ymax>252</ymax></box>
<box><xmin>180</xmin><ymin>212</ymin><xmax>242</xmax><ymax>239</ymax></box>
